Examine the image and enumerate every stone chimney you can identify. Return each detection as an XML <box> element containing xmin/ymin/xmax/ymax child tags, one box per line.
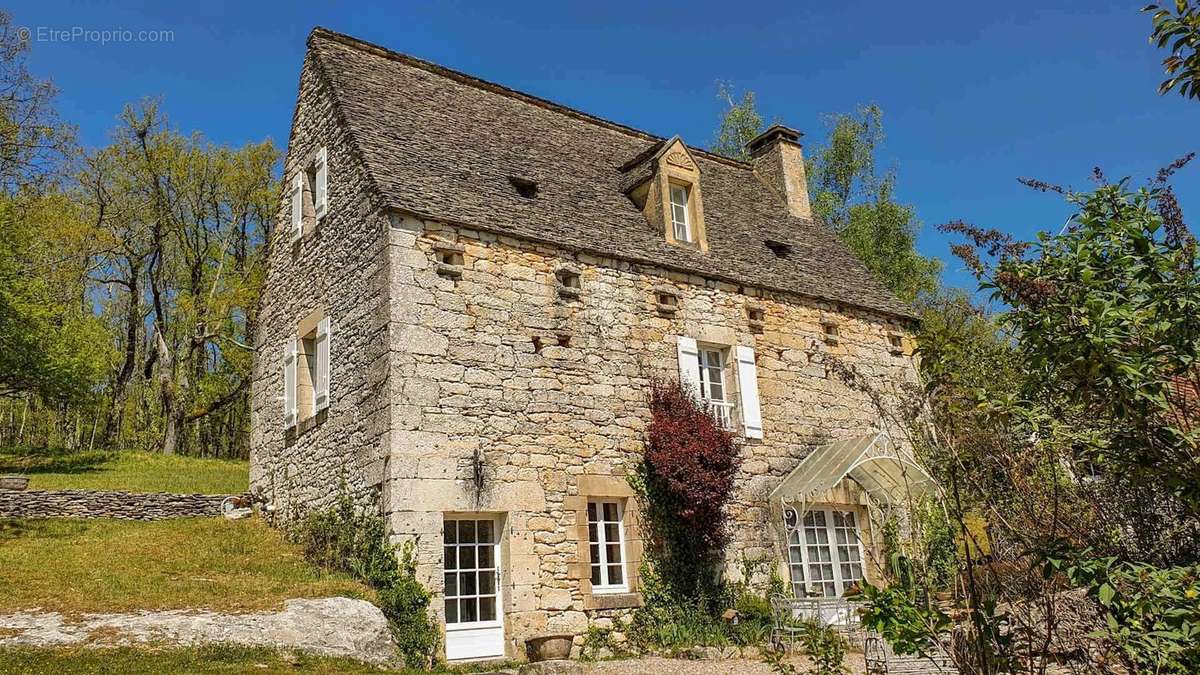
<box><xmin>746</xmin><ymin>124</ymin><xmax>812</xmax><ymax>220</ymax></box>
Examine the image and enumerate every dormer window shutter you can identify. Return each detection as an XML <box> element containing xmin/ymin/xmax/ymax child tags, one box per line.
<box><xmin>314</xmin><ymin>147</ymin><xmax>328</xmax><ymax>217</ymax></box>
<box><xmin>734</xmin><ymin>345</ymin><xmax>763</xmax><ymax>439</ymax></box>
<box><xmin>314</xmin><ymin>316</ymin><xmax>331</xmax><ymax>411</ymax></box>
<box><xmin>290</xmin><ymin>175</ymin><xmax>303</xmax><ymax>242</ymax></box>
<box><xmin>283</xmin><ymin>338</ymin><xmax>298</xmax><ymax>428</ymax></box>
<box><xmin>676</xmin><ymin>336</ymin><xmax>702</xmax><ymax>401</ymax></box>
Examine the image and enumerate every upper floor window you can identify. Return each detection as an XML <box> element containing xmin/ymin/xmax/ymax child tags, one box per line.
<box><xmin>670</xmin><ymin>184</ymin><xmax>691</xmax><ymax>243</ymax></box>
<box><xmin>290</xmin><ymin>147</ymin><xmax>328</xmax><ymax>242</ymax></box>
<box><xmin>677</xmin><ymin>336</ymin><xmax>763</xmax><ymax>439</ymax></box>
<box><xmin>697</xmin><ymin>348</ymin><xmax>732</xmax><ymax>430</ymax></box>
<box><xmin>283</xmin><ymin>312</ymin><xmax>331</xmax><ymax>430</ymax></box>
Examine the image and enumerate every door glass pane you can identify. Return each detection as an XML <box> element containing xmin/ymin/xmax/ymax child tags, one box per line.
<box><xmin>444</xmin><ymin>572</ymin><xmax>457</xmax><ymax>596</ymax></box>
<box><xmin>460</xmin><ymin>545</ymin><xmax>476</xmax><ymax>570</ymax></box>
<box><xmin>591</xmin><ymin>564</ymin><xmax>602</xmax><ymax>585</ymax></box>
<box><xmin>444</xmin><ymin>546</ymin><xmax>457</xmax><ymax>570</ymax></box>
<box><xmin>444</xmin><ymin>598</ymin><xmax>458</xmax><ymax>623</ymax></box>
<box><xmin>479</xmin><ymin>596</ymin><xmax>496</xmax><ymax>621</ymax></box>
<box><xmin>460</xmin><ymin>597</ymin><xmax>478</xmax><ymax>622</ymax></box>
<box><xmin>460</xmin><ymin>571</ymin><xmax>477</xmax><ymax>596</ymax></box>
<box><xmin>604</xmin><ymin>523</ymin><xmax>619</xmax><ymax>543</ymax></box>
<box><xmin>477</xmin><ymin>544</ymin><xmax>494</xmax><ymax>568</ymax></box>
<box><xmin>479</xmin><ymin>570</ymin><xmax>495</xmax><ymax>595</ymax></box>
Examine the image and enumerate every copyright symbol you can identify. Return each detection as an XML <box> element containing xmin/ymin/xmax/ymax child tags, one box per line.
<box><xmin>16</xmin><ymin>26</ymin><xmax>29</xmax><ymax>42</ymax></box>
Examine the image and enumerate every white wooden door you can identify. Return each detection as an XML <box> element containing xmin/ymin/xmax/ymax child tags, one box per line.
<box><xmin>444</xmin><ymin>516</ymin><xmax>504</xmax><ymax>661</ymax></box>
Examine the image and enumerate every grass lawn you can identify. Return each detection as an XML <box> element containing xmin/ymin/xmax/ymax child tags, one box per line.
<box><xmin>0</xmin><ymin>518</ymin><xmax>372</xmax><ymax>614</ymax></box>
<box><xmin>1</xmin><ymin>449</ymin><xmax>247</xmax><ymax>494</ymax></box>
<box><xmin>0</xmin><ymin>645</ymin><xmax>400</xmax><ymax>674</ymax></box>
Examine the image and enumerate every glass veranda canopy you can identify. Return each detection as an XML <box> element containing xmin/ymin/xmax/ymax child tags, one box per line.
<box><xmin>768</xmin><ymin>432</ymin><xmax>939</xmax><ymax>513</ymax></box>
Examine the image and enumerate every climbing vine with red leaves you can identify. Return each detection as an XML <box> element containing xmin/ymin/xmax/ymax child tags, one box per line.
<box><xmin>636</xmin><ymin>377</ymin><xmax>741</xmax><ymax>596</ymax></box>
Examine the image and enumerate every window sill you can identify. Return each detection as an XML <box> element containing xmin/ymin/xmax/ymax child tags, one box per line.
<box><xmin>284</xmin><ymin>407</ymin><xmax>327</xmax><ymax>447</ymax></box>
<box><xmin>584</xmin><ymin>591</ymin><xmax>642</xmax><ymax>611</ymax></box>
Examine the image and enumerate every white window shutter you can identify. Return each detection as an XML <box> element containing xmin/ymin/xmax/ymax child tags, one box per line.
<box><xmin>315</xmin><ymin>147</ymin><xmax>328</xmax><ymax>216</ymax></box>
<box><xmin>290</xmin><ymin>175</ymin><xmax>303</xmax><ymax>242</ymax></box>
<box><xmin>735</xmin><ymin>345</ymin><xmax>763</xmax><ymax>439</ymax></box>
<box><xmin>283</xmin><ymin>339</ymin><xmax>298</xmax><ymax>428</ymax></box>
<box><xmin>315</xmin><ymin>317</ymin><xmax>330</xmax><ymax>411</ymax></box>
<box><xmin>676</xmin><ymin>336</ymin><xmax>702</xmax><ymax>401</ymax></box>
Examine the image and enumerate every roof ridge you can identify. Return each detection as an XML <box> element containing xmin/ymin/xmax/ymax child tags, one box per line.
<box><xmin>307</xmin><ymin>26</ymin><xmax>755</xmax><ymax>171</ymax></box>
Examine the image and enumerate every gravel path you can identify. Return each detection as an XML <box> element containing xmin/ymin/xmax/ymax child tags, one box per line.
<box><xmin>519</xmin><ymin>654</ymin><xmax>868</xmax><ymax>674</ymax></box>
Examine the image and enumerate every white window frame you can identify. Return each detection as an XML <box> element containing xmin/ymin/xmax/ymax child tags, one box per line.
<box><xmin>587</xmin><ymin>500</ymin><xmax>629</xmax><ymax>594</ymax></box>
<box><xmin>697</xmin><ymin>347</ymin><xmax>735</xmax><ymax>431</ymax></box>
<box><xmin>314</xmin><ymin>147</ymin><xmax>328</xmax><ymax>219</ymax></box>
<box><xmin>669</xmin><ymin>184</ymin><xmax>691</xmax><ymax>242</ymax></box>
<box><xmin>784</xmin><ymin>507</ymin><xmax>867</xmax><ymax>598</ymax></box>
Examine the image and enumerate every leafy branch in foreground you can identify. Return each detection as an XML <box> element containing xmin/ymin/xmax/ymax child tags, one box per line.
<box><xmin>1146</xmin><ymin>1</ymin><xmax>1200</xmax><ymax>99</ymax></box>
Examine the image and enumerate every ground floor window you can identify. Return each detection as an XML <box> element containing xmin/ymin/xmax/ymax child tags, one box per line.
<box><xmin>587</xmin><ymin>500</ymin><xmax>628</xmax><ymax>593</ymax></box>
<box><xmin>784</xmin><ymin>507</ymin><xmax>865</xmax><ymax>598</ymax></box>
<box><xmin>443</xmin><ymin>517</ymin><xmax>499</xmax><ymax>624</ymax></box>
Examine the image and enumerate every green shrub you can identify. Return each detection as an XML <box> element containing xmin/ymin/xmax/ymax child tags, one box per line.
<box><xmin>797</xmin><ymin>621</ymin><xmax>848</xmax><ymax>675</ymax></box>
<box><xmin>292</xmin><ymin>491</ymin><xmax>438</xmax><ymax>669</ymax></box>
<box><xmin>1049</xmin><ymin>553</ymin><xmax>1200</xmax><ymax>673</ymax></box>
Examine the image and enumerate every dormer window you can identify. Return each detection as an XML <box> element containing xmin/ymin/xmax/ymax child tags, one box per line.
<box><xmin>619</xmin><ymin>137</ymin><xmax>708</xmax><ymax>252</ymax></box>
<box><xmin>670</xmin><ymin>184</ymin><xmax>691</xmax><ymax>243</ymax></box>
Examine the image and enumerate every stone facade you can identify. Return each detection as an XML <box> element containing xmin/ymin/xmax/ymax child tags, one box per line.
<box><xmin>252</xmin><ymin>28</ymin><xmax>923</xmax><ymax>662</ymax></box>
<box><xmin>248</xmin><ymin>47</ymin><xmax>393</xmax><ymax>516</ymax></box>
<box><xmin>0</xmin><ymin>490</ymin><xmax>246</xmax><ymax>520</ymax></box>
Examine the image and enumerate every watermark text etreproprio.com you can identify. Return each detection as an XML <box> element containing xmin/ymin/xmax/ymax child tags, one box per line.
<box><xmin>17</xmin><ymin>25</ymin><xmax>175</xmax><ymax>45</ymax></box>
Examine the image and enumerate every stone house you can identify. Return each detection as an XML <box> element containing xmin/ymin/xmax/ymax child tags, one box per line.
<box><xmin>250</xmin><ymin>27</ymin><xmax>936</xmax><ymax>662</ymax></box>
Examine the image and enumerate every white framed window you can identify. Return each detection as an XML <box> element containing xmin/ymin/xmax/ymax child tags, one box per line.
<box><xmin>313</xmin><ymin>147</ymin><xmax>328</xmax><ymax>218</ymax></box>
<box><xmin>697</xmin><ymin>348</ymin><xmax>734</xmax><ymax>430</ymax></box>
<box><xmin>677</xmin><ymin>337</ymin><xmax>763</xmax><ymax>438</ymax></box>
<box><xmin>670</xmin><ymin>184</ymin><xmax>691</xmax><ymax>242</ymax></box>
<box><xmin>784</xmin><ymin>508</ymin><xmax>866</xmax><ymax>598</ymax></box>
<box><xmin>587</xmin><ymin>500</ymin><xmax>628</xmax><ymax>593</ymax></box>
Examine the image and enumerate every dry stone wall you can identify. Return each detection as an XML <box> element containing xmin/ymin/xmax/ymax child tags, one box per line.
<box><xmin>0</xmin><ymin>490</ymin><xmax>245</xmax><ymax>520</ymax></box>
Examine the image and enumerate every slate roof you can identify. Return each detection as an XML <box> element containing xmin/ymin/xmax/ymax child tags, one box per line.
<box><xmin>306</xmin><ymin>27</ymin><xmax>915</xmax><ymax>320</ymax></box>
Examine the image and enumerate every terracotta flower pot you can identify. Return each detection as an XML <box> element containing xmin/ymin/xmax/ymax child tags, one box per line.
<box><xmin>526</xmin><ymin>634</ymin><xmax>574</xmax><ymax>662</ymax></box>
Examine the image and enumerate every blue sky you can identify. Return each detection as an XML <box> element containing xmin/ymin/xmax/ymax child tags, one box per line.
<box><xmin>13</xmin><ymin>1</ymin><xmax>1198</xmax><ymax>293</ymax></box>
